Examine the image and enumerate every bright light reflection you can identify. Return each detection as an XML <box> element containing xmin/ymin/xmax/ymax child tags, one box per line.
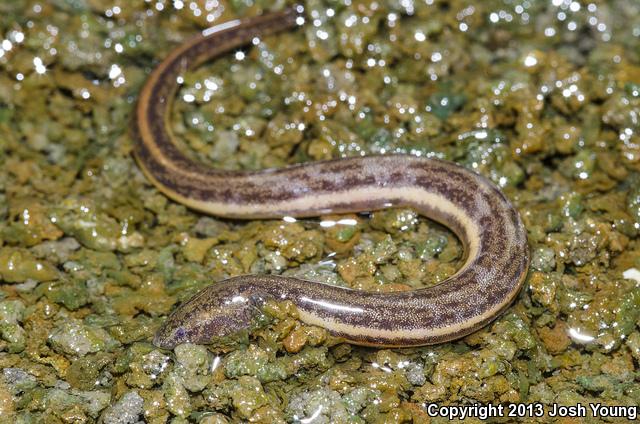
<box><xmin>33</xmin><ymin>57</ymin><xmax>46</xmax><ymax>74</ymax></box>
<box><xmin>623</xmin><ymin>268</ymin><xmax>640</xmax><ymax>284</ymax></box>
<box><xmin>202</xmin><ymin>19</ymin><xmax>241</xmax><ymax>37</ymax></box>
<box><xmin>300</xmin><ymin>296</ymin><xmax>364</xmax><ymax>313</ymax></box>
<box><xmin>371</xmin><ymin>362</ymin><xmax>393</xmax><ymax>373</ymax></box>
<box><xmin>210</xmin><ymin>355</ymin><xmax>221</xmax><ymax>372</ymax></box>
<box><xmin>320</xmin><ymin>218</ymin><xmax>358</xmax><ymax>228</ymax></box>
<box><xmin>524</xmin><ymin>54</ymin><xmax>537</xmax><ymax>67</ymax></box>
<box><xmin>298</xmin><ymin>405</ymin><xmax>323</xmax><ymax>424</ymax></box>
<box><xmin>568</xmin><ymin>328</ymin><xmax>594</xmax><ymax>343</ymax></box>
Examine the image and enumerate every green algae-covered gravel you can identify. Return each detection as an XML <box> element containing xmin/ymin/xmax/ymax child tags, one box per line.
<box><xmin>1</xmin><ymin>0</ymin><xmax>640</xmax><ymax>422</ymax></box>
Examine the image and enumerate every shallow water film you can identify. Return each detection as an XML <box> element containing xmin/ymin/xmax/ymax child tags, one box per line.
<box><xmin>1</xmin><ymin>0</ymin><xmax>640</xmax><ymax>423</ymax></box>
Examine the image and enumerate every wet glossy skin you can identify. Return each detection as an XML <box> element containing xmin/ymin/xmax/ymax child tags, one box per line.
<box><xmin>132</xmin><ymin>6</ymin><xmax>530</xmax><ymax>349</ymax></box>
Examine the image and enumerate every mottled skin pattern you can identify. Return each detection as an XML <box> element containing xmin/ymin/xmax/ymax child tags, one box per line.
<box><xmin>132</xmin><ymin>7</ymin><xmax>530</xmax><ymax>349</ymax></box>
